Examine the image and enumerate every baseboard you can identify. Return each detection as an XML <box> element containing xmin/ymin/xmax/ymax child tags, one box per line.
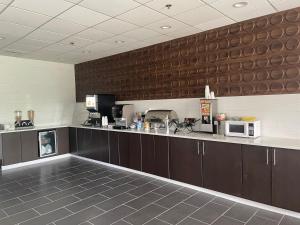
<box><xmin>1</xmin><ymin>154</ymin><xmax>72</xmax><ymax>171</ymax></box>
<box><xmin>71</xmin><ymin>154</ymin><xmax>300</xmax><ymax>219</ymax></box>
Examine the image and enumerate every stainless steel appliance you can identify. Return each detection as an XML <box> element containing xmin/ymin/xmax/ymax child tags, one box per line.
<box><xmin>38</xmin><ymin>130</ymin><xmax>57</xmax><ymax>157</ymax></box>
<box><xmin>84</xmin><ymin>94</ymin><xmax>115</xmax><ymax>126</ymax></box>
<box><xmin>112</xmin><ymin>104</ymin><xmax>134</xmax><ymax>129</ymax></box>
<box><xmin>199</xmin><ymin>99</ymin><xmax>218</xmax><ymax>133</ymax></box>
<box><xmin>225</xmin><ymin>120</ymin><xmax>261</xmax><ymax>138</ymax></box>
<box><xmin>144</xmin><ymin>110</ymin><xmax>178</xmax><ymax>129</ymax></box>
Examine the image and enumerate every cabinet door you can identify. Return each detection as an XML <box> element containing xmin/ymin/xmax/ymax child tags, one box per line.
<box><xmin>141</xmin><ymin>134</ymin><xmax>155</xmax><ymax>174</ymax></box>
<box><xmin>21</xmin><ymin>131</ymin><xmax>39</xmax><ymax>162</ymax></box>
<box><xmin>154</xmin><ymin>136</ymin><xmax>169</xmax><ymax>178</ymax></box>
<box><xmin>2</xmin><ymin>133</ymin><xmax>22</xmax><ymax>166</ymax></box>
<box><xmin>128</xmin><ymin>133</ymin><xmax>141</xmax><ymax>171</ymax></box>
<box><xmin>91</xmin><ymin>130</ymin><xmax>109</xmax><ymax>162</ymax></box>
<box><xmin>272</xmin><ymin>148</ymin><xmax>300</xmax><ymax>212</ymax></box>
<box><xmin>69</xmin><ymin>128</ymin><xmax>78</xmax><ymax>154</ymax></box>
<box><xmin>109</xmin><ymin>131</ymin><xmax>119</xmax><ymax>165</ymax></box>
<box><xmin>242</xmin><ymin>145</ymin><xmax>271</xmax><ymax>204</ymax></box>
<box><xmin>77</xmin><ymin>128</ymin><xmax>93</xmax><ymax>158</ymax></box>
<box><xmin>118</xmin><ymin>132</ymin><xmax>141</xmax><ymax>170</ymax></box>
<box><xmin>203</xmin><ymin>141</ymin><xmax>242</xmax><ymax>197</ymax></box>
<box><xmin>118</xmin><ymin>132</ymin><xmax>130</xmax><ymax>167</ymax></box>
<box><xmin>57</xmin><ymin>128</ymin><xmax>70</xmax><ymax>155</ymax></box>
<box><xmin>170</xmin><ymin>137</ymin><xmax>203</xmax><ymax>187</ymax></box>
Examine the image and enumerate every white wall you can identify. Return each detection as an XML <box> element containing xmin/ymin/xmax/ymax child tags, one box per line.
<box><xmin>0</xmin><ymin>55</ymin><xmax>75</xmax><ymax>127</ymax></box>
<box><xmin>74</xmin><ymin>94</ymin><xmax>300</xmax><ymax>139</ymax></box>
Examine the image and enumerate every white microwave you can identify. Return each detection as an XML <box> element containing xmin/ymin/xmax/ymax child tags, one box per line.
<box><xmin>225</xmin><ymin>121</ymin><xmax>261</xmax><ymax>138</ymax></box>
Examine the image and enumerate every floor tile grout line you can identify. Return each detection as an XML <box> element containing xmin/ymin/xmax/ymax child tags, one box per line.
<box><xmin>156</xmin><ymin>202</ymin><xmax>199</xmax><ymax>225</ymax></box>
<box><xmin>152</xmin><ymin>193</ymin><xmax>216</xmax><ymax>225</ymax></box>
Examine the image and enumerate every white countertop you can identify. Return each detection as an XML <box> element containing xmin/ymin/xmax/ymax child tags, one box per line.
<box><xmin>0</xmin><ymin>124</ymin><xmax>69</xmax><ymax>134</ymax></box>
<box><xmin>69</xmin><ymin>125</ymin><xmax>300</xmax><ymax>151</ymax></box>
<box><xmin>1</xmin><ymin>124</ymin><xmax>299</xmax><ymax>151</ymax></box>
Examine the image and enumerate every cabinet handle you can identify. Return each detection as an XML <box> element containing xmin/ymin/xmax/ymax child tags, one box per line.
<box><xmin>266</xmin><ymin>148</ymin><xmax>269</xmax><ymax>165</ymax></box>
<box><xmin>202</xmin><ymin>142</ymin><xmax>205</xmax><ymax>156</ymax></box>
<box><xmin>197</xmin><ymin>142</ymin><xmax>200</xmax><ymax>155</ymax></box>
<box><xmin>273</xmin><ymin>148</ymin><xmax>276</xmax><ymax>166</ymax></box>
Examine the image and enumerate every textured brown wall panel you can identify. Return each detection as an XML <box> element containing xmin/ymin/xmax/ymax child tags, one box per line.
<box><xmin>75</xmin><ymin>7</ymin><xmax>300</xmax><ymax>102</ymax></box>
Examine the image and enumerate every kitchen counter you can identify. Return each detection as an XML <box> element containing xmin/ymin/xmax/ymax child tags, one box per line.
<box><xmin>0</xmin><ymin>124</ymin><xmax>69</xmax><ymax>134</ymax></box>
<box><xmin>70</xmin><ymin>124</ymin><xmax>300</xmax><ymax>151</ymax></box>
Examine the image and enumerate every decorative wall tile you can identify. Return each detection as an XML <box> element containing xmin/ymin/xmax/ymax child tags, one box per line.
<box><xmin>75</xmin><ymin>7</ymin><xmax>300</xmax><ymax>102</ymax></box>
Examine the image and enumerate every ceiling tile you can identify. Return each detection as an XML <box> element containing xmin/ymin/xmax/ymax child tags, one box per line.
<box><xmin>0</xmin><ymin>0</ymin><xmax>13</xmax><ymax>4</ymax></box>
<box><xmin>58</xmin><ymin>36</ymin><xmax>95</xmax><ymax>48</ymax></box>
<box><xmin>102</xmin><ymin>35</ymin><xmax>138</xmax><ymax>45</ymax></box>
<box><xmin>143</xmin><ymin>34</ymin><xmax>173</xmax><ymax>45</ymax></box>
<box><xmin>0</xmin><ymin>35</ymin><xmax>19</xmax><ymax>48</ymax></box>
<box><xmin>209</xmin><ymin>0</ymin><xmax>275</xmax><ymax>22</ymax></box>
<box><xmin>93</xmin><ymin>18</ymin><xmax>138</xmax><ymax>34</ymax></box>
<box><xmin>269</xmin><ymin>0</ymin><xmax>300</xmax><ymax>11</ymax></box>
<box><xmin>123</xmin><ymin>27</ymin><xmax>161</xmax><ymax>41</ymax></box>
<box><xmin>116</xmin><ymin>5</ymin><xmax>168</xmax><ymax>26</ymax></box>
<box><xmin>166</xmin><ymin>26</ymin><xmax>201</xmax><ymax>38</ymax></box>
<box><xmin>0</xmin><ymin>6</ymin><xmax>52</xmax><ymax>28</ymax></box>
<box><xmin>2</xmin><ymin>42</ymin><xmax>42</xmax><ymax>53</ymax></box>
<box><xmin>26</xmin><ymin>29</ymin><xmax>68</xmax><ymax>42</ymax></box>
<box><xmin>145</xmin><ymin>18</ymin><xmax>193</xmax><ymax>34</ymax></box>
<box><xmin>9</xmin><ymin>38</ymin><xmax>50</xmax><ymax>49</ymax></box>
<box><xmin>79</xmin><ymin>0</ymin><xmax>140</xmax><ymax>17</ymax></box>
<box><xmin>11</xmin><ymin>0</ymin><xmax>74</xmax><ymax>16</ymax></box>
<box><xmin>195</xmin><ymin>16</ymin><xmax>234</xmax><ymax>31</ymax></box>
<box><xmin>146</xmin><ymin>0</ymin><xmax>205</xmax><ymax>16</ymax></box>
<box><xmin>82</xmin><ymin>42</ymin><xmax>114</xmax><ymax>52</ymax></box>
<box><xmin>133</xmin><ymin>0</ymin><xmax>153</xmax><ymax>3</ymax></box>
<box><xmin>76</xmin><ymin>28</ymin><xmax>115</xmax><ymax>41</ymax></box>
<box><xmin>58</xmin><ymin>5</ymin><xmax>110</xmax><ymax>26</ymax></box>
<box><xmin>173</xmin><ymin>5</ymin><xmax>224</xmax><ymax>26</ymax></box>
<box><xmin>0</xmin><ymin>3</ymin><xmax>6</xmax><ymax>10</ymax></box>
<box><xmin>64</xmin><ymin>0</ymin><xmax>82</xmax><ymax>3</ymax></box>
<box><xmin>40</xmin><ymin>18</ymin><xmax>87</xmax><ymax>35</ymax></box>
<box><xmin>45</xmin><ymin>42</ymin><xmax>79</xmax><ymax>52</ymax></box>
<box><xmin>0</xmin><ymin>21</ymin><xmax>34</xmax><ymax>37</ymax></box>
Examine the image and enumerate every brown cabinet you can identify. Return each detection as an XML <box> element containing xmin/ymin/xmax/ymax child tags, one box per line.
<box><xmin>109</xmin><ymin>131</ymin><xmax>119</xmax><ymax>165</ymax></box>
<box><xmin>21</xmin><ymin>131</ymin><xmax>39</xmax><ymax>162</ymax></box>
<box><xmin>203</xmin><ymin>141</ymin><xmax>242</xmax><ymax>197</ymax></box>
<box><xmin>141</xmin><ymin>134</ymin><xmax>155</xmax><ymax>174</ymax></box>
<box><xmin>2</xmin><ymin>133</ymin><xmax>22</xmax><ymax>166</ymax></box>
<box><xmin>242</xmin><ymin>145</ymin><xmax>271</xmax><ymax>204</ymax></box>
<box><xmin>56</xmin><ymin>128</ymin><xmax>70</xmax><ymax>155</ymax></box>
<box><xmin>141</xmin><ymin>135</ymin><xmax>169</xmax><ymax>178</ymax></box>
<box><xmin>77</xmin><ymin>128</ymin><xmax>109</xmax><ymax>162</ymax></box>
<box><xmin>118</xmin><ymin>132</ymin><xmax>141</xmax><ymax>171</ymax></box>
<box><xmin>69</xmin><ymin>128</ymin><xmax>78</xmax><ymax>154</ymax></box>
<box><xmin>272</xmin><ymin>148</ymin><xmax>300</xmax><ymax>212</ymax></box>
<box><xmin>154</xmin><ymin>136</ymin><xmax>169</xmax><ymax>178</ymax></box>
<box><xmin>170</xmin><ymin>137</ymin><xmax>203</xmax><ymax>187</ymax></box>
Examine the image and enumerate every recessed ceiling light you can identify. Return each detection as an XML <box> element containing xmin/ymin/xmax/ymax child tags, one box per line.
<box><xmin>0</xmin><ymin>36</ymin><xmax>5</xmax><ymax>40</ymax></box>
<box><xmin>160</xmin><ymin>25</ymin><xmax>172</xmax><ymax>30</ymax></box>
<box><xmin>233</xmin><ymin>2</ymin><xmax>248</xmax><ymax>8</ymax></box>
<box><xmin>115</xmin><ymin>40</ymin><xmax>125</xmax><ymax>44</ymax></box>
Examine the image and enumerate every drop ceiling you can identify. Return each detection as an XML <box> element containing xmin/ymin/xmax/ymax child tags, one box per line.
<box><xmin>0</xmin><ymin>0</ymin><xmax>299</xmax><ymax>64</ymax></box>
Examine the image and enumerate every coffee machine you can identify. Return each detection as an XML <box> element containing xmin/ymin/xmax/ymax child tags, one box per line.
<box><xmin>199</xmin><ymin>99</ymin><xmax>218</xmax><ymax>133</ymax></box>
<box><xmin>83</xmin><ymin>94</ymin><xmax>115</xmax><ymax>127</ymax></box>
<box><xmin>112</xmin><ymin>104</ymin><xmax>134</xmax><ymax>129</ymax></box>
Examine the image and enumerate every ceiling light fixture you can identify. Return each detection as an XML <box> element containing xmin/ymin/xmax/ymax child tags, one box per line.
<box><xmin>115</xmin><ymin>40</ymin><xmax>125</xmax><ymax>44</ymax></box>
<box><xmin>160</xmin><ymin>25</ymin><xmax>172</xmax><ymax>29</ymax></box>
<box><xmin>233</xmin><ymin>2</ymin><xmax>248</xmax><ymax>8</ymax></box>
<box><xmin>0</xmin><ymin>36</ymin><xmax>5</xmax><ymax>40</ymax></box>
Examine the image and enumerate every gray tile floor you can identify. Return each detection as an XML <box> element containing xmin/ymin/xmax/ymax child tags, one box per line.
<box><xmin>0</xmin><ymin>157</ymin><xmax>300</xmax><ymax>225</ymax></box>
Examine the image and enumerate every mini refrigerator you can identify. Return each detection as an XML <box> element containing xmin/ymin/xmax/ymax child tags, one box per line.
<box><xmin>38</xmin><ymin>130</ymin><xmax>57</xmax><ymax>158</ymax></box>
